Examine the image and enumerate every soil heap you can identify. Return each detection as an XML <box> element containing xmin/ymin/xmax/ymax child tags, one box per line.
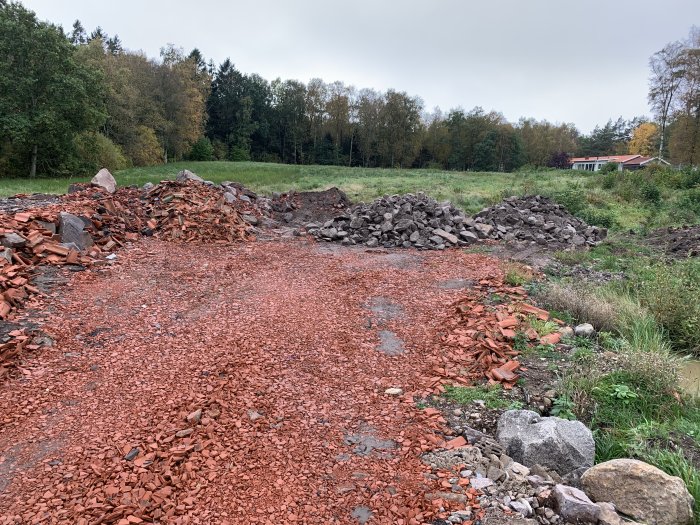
<box><xmin>309</xmin><ymin>193</ymin><xmax>468</xmax><ymax>249</ymax></box>
<box><xmin>470</xmin><ymin>195</ymin><xmax>607</xmax><ymax>247</ymax></box>
<box><xmin>646</xmin><ymin>224</ymin><xmax>700</xmax><ymax>258</ymax></box>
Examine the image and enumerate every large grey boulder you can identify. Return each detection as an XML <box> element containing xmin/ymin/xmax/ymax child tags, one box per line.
<box><xmin>91</xmin><ymin>168</ymin><xmax>117</xmax><ymax>194</ymax></box>
<box><xmin>496</xmin><ymin>410</ymin><xmax>594</xmax><ymax>476</ymax></box>
<box><xmin>581</xmin><ymin>459</ymin><xmax>694</xmax><ymax>525</ymax></box>
<box><xmin>58</xmin><ymin>212</ymin><xmax>93</xmax><ymax>251</ymax></box>
<box><xmin>176</xmin><ymin>169</ymin><xmax>203</xmax><ymax>183</ymax></box>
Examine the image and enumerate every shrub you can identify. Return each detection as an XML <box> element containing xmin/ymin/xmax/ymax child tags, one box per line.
<box><xmin>188</xmin><ymin>137</ymin><xmax>214</xmax><ymax>161</ymax></box>
<box><xmin>550</xmin><ymin>187</ymin><xmax>587</xmax><ymax>215</ymax></box>
<box><xmin>73</xmin><ymin>131</ymin><xmax>128</xmax><ymax>174</ymax></box>
<box><xmin>640</xmin><ymin>181</ymin><xmax>661</xmax><ymax>204</ymax></box>
<box><xmin>628</xmin><ymin>261</ymin><xmax>700</xmax><ymax>353</ymax></box>
<box><xmin>229</xmin><ymin>145</ymin><xmax>251</xmax><ymax>161</ymax></box>
<box><xmin>579</xmin><ymin>208</ymin><xmax>617</xmax><ymax>229</ymax></box>
<box><xmin>124</xmin><ymin>126</ymin><xmax>162</xmax><ymax>167</ymax></box>
<box><xmin>599</xmin><ymin>162</ymin><xmax>619</xmax><ymax>174</ymax></box>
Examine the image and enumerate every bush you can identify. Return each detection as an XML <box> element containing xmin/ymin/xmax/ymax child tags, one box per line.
<box><xmin>628</xmin><ymin>261</ymin><xmax>700</xmax><ymax>353</ymax></box>
<box><xmin>550</xmin><ymin>187</ymin><xmax>587</xmax><ymax>215</ymax></box>
<box><xmin>229</xmin><ymin>145</ymin><xmax>251</xmax><ymax>161</ymax></box>
<box><xmin>579</xmin><ymin>208</ymin><xmax>617</xmax><ymax>229</ymax></box>
<box><xmin>640</xmin><ymin>181</ymin><xmax>661</xmax><ymax>204</ymax></box>
<box><xmin>599</xmin><ymin>162</ymin><xmax>619</xmax><ymax>174</ymax></box>
<box><xmin>124</xmin><ymin>126</ymin><xmax>162</xmax><ymax>167</ymax></box>
<box><xmin>73</xmin><ymin>131</ymin><xmax>128</xmax><ymax>174</ymax></box>
<box><xmin>188</xmin><ymin>137</ymin><xmax>214</xmax><ymax>161</ymax></box>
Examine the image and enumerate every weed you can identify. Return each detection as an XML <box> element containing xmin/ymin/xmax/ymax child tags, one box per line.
<box><xmin>444</xmin><ymin>384</ymin><xmax>517</xmax><ymax>410</ymax></box>
<box><xmin>504</xmin><ymin>263</ymin><xmax>532</xmax><ymax>287</ymax></box>
<box><xmin>512</xmin><ymin>331</ymin><xmax>529</xmax><ymax>352</ymax></box>
<box><xmin>551</xmin><ymin>396</ymin><xmax>577</xmax><ymax>420</ymax></box>
<box><xmin>527</xmin><ymin>316</ymin><xmax>558</xmax><ymax>337</ymax></box>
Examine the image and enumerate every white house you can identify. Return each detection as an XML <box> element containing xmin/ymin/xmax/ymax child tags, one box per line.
<box><xmin>570</xmin><ymin>155</ymin><xmax>671</xmax><ymax>171</ymax></box>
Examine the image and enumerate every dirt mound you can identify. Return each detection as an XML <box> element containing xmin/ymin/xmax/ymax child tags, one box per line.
<box><xmin>472</xmin><ymin>195</ymin><xmax>607</xmax><ymax>247</ymax></box>
<box><xmin>309</xmin><ymin>192</ymin><xmax>469</xmax><ymax>249</ymax></box>
<box><xmin>270</xmin><ymin>187</ymin><xmax>351</xmax><ymax>225</ymax></box>
<box><xmin>646</xmin><ymin>225</ymin><xmax>700</xmax><ymax>257</ymax></box>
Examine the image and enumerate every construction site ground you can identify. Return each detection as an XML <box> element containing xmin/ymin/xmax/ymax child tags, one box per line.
<box><xmin>0</xmin><ymin>235</ymin><xmax>521</xmax><ymax>524</ymax></box>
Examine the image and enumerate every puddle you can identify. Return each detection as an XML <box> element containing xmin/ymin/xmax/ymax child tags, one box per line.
<box><xmin>351</xmin><ymin>506</ymin><xmax>373</xmax><ymax>524</ymax></box>
<box><xmin>680</xmin><ymin>359</ymin><xmax>700</xmax><ymax>397</ymax></box>
<box><xmin>383</xmin><ymin>253</ymin><xmax>422</xmax><ymax>269</ymax></box>
<box><xmin>438</xmin><ymin>278</ymin><xmax>475</xmax><ymax>290</ymax></box>
<box><xmin>377</xmin><ymin>330</ymin><xmax>404</xmax><ymax>356</ymax></box>
<box><xmin>366</xmin><ymin>297</ymin><xmax>403</xmax><ymax>321</ymax></box>
<box><xmin>344</xmin><ymin>424</ymin><xmax>396</xmax><ymax>458</ymax></box>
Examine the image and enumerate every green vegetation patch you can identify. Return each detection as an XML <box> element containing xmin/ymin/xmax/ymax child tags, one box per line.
<box><xmin>444</xmin><ymin>384</ymin><xmax>523</xmax><ymax>410</ymax></box>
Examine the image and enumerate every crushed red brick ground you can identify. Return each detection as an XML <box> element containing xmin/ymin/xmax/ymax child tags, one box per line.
<box><xmin>0</xmin><ymin>181</ymin><xmax>257</xmax><ymax>375</ymax></box>
<box><xmin>0</xmin><ymin>238</ymin><xmax>518</xmax><ymax>524</ymax></box>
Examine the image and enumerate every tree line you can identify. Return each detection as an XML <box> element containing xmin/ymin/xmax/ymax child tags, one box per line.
<box><xmin>0</xmin><ymin>2</ymin><xmax>697</xmax><ymax>178</ymax></box>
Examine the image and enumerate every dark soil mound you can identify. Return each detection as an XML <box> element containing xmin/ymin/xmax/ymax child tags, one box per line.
<box><xmin>646</xmin><ymin>225</ymin><xmax>700</xmax><ymax>257</ymax></box>
<box><xmin>270</xmin><ymin>187</ymin><xmax>351</xmax><ymax>226</ymax></box>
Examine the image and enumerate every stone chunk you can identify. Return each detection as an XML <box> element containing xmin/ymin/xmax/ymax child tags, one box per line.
<box><xmin>91</xmin><ymin>168</ymin><xmax>117</xmax><ymax>193</ymax></box>
<box><xmin>581</xmin><ymin>459</ymin><xmax>694</xmax><ymax>525</ymax></box>
<box><xmin>58</xmin><ymin>212</ymin><xmax>93</xmax><ymax>251</ymax></box>
<box><xmin>176</xmin><ymin>169</ymin><xmax>204</xmax><ymax>183</ymax></box>
<box><xmin>496</xmin><ymin>410</ymin><xmax>594</xmax><ymax>476</ymax></box>
<box><xmin>1</xmin><ymin>233</ymin><xmax>26</xmax><ymax>248</ymax></box>
<box><xmin>553</xmin><ymin>484</ymin><xmax>600</xmax><ymax>524</ymax></box>
<box><xmin>433</xmin><ymin>228</ymin><xmax>459</xmax><ymax>245</ymax></box>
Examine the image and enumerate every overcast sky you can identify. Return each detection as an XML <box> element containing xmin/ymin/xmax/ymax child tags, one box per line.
<box><xmin>21</xmin><ymin>0</ymin><xmax>700</xmax><ymax>133</ymax></box>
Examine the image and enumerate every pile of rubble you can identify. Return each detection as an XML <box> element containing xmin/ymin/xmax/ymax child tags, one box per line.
<box><xmin>0</xmin><ymin>169</ymin><xmax>260</xmax><ymax>374</ymax></box>
<box><xmin>440</xmin><ymin>277</ymin><xmax>565</xmax><ymax>388</ymax></box>
<box><xmin>144</xmin><ymin>180</ymin><xmax>253</xmax><ymax>243</ymax></box>
<box><xmin>471</xmin><ymin>196</ymin><xmax>607</xmax><ymax>247</ymax></box>
<box><xmin>423</xmin><ymin>410</ymin><xmax>694</xmax><ymax>525</ymax></box>
<box><xmin>308</xmin><ymin>193</ymin><xmax>607</xmax><ymax>250</ymax></box>
<box><xmin>309</xmin><ymin>193</ymin><xmax>469</xmax><ymax>249</ymax></box>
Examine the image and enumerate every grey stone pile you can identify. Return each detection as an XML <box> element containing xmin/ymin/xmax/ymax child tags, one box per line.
<box><xmin>471</xmin><ymin>195</ymin><xmax>606</xmax><ymax>247</ymax></box>
<box><xmin>308</xmin><ymin>193</ymin><xmax>469</xmax><ymax>250</ymax></box>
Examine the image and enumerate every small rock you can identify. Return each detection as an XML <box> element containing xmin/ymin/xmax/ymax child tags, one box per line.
<box><xmin>176</xmin><ymin>428</ymin><xmax>194</xmax><ymax>438</ymax></box>
<box><xmin>497</xmin><ymin>410</ymin><xmax>595</xmax><ymax>476</ymax></box>
<box><xmin>1</xmin><ymin>233</ymin><xmax>26</xmax><ymax>248</ymax></box>
<box><xmin>470</xmin><ymin>478</ymin><xmax>494</xmax><ymax>490</ymax></box>
<box><xmin>384</xmin><ymin>387</ymin><xmax>403</xmax><ymax>396</ymax></box>
<box><xmin>510</xmin><ymin>498</ymin><xmax>533</xmax><ymax>517</ymax></box>
<box><xmin>559</xmin><ymin>326</ymin><xmax>574</xmax><ymax>339</ymax></box>
<box><xmin>242</xmin><ymin>214</ymin><xmax>259</xmax><ymax>226</ymax></box>
<box><xmin>574</xmin><ymin>323</ymin><xmax>595</xmax><ymax>338</ymax></box>
<box><xmin>553</xmin><ymin>484</ymin><xmax>600</xmax><ymax>523</ymax></box>
<box><xmin>247</xmin><ymin>409</ymin><xmax>263</xmax><ymax>421</ymax></box>
<box><xmin>142</xmin><ymin>182</ymin><xmax>155</xmax><ymax>191</ymax></box>
<box><xmin>186</xmin><ymin>409</ymin><xmax>202</xmax><ymax>424</ymax></box>
<box><xmin>123</xmin><ymin>447</ymin><xmax>140</xmax><ymax>461</ymax></box>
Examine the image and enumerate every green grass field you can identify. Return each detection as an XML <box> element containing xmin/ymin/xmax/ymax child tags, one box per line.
<box><xmin>5</xmin><ymin>160</ymin><xmax>691</xmax><ymax>231</ymax></box>
<box><xmin>1</xmin><ymin>161</ymin><xmax>588</xmax><ymax>215</ymax></box>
